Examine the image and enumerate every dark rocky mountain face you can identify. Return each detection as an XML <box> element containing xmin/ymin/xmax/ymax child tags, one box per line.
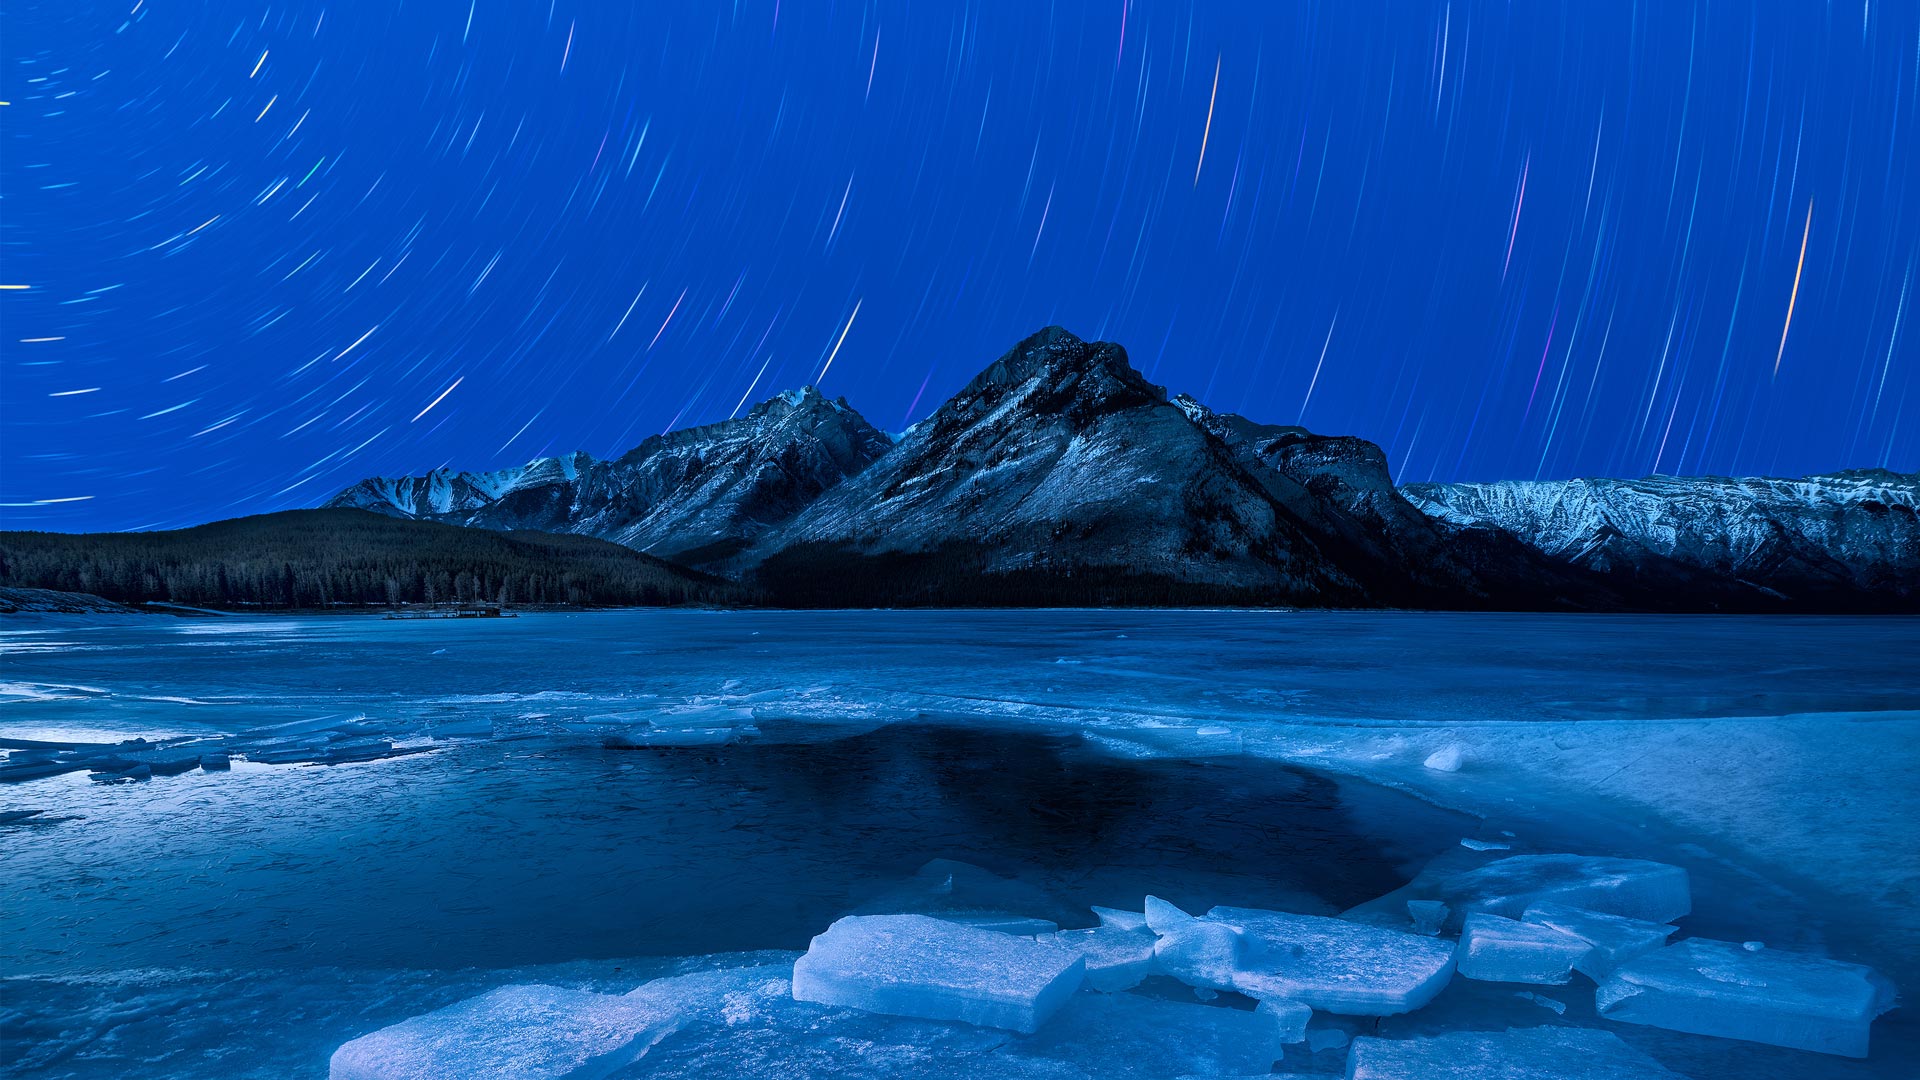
<box><xmin>1171</xmin><ymin>396</ymin><xmax>1628</xmax><ymax>610</ymax></box>
<box><xmin>1402</xmin><ymin>471</ymin><xmax>1920</xmax><ymax>611</ymax></box>
<box><xmin>739</xmin><ymin>326</ymin><xmax>1367</xmax><ymax>606</ymax></box>
<box><xmin>328</xmin><ymin>387</ymin><xmax>892</xmax><ymax>569</ymax></box>
<box><xmin>329</xmin><ymin>325</ymin><xmax>1915</xmax><ymax>612</ymax></box>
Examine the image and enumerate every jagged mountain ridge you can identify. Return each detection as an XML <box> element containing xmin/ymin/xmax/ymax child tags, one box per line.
<box><xmin>742</xmin><ymin>326</ymin><xmax>1369</xmax><ymax>605</ymax></box>
<box><xmin>1170</xmin><ymin>395</ymin><xmax>1631</xmax><ymax>609</ymax></box>
<box><xmin>1402</xmin><ymin>471</ymin><xmax>1920</xmax><ymax>609</ymax></box>
<box><xmin>328</xmin><ymin>326</ymin><xmax>1916</xmax><ymax>611</ymax></box>
<box><xmin>330</xmin><ymin>387</ymin><xmax>892</xmax><ymax>567</ymax></box>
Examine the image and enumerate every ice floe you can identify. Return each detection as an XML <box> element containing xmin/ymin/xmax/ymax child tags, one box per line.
<box><xmin>1519</xmin><ymin>902</ymin><xmax>1676</xmax><ymax>980</ymax></box>
<box><xmin>1595</xmin><ymin>937</ymin><xmax>1898</xmax><ymax>1058</ymax></box>
<box><xmin>1146</xmin><ymin>897</ymin><xmax>1457</xmax><ymax>1015</ymax></box>
<box><xmin>1407</xmin><ymin>854</ymin><xmax>1692</xmax><ymax>930</ymax></box>
<box><xmin>1457</xmin><ymin>913</ymin><xmax>1592</xmax><ymax>985</ymax></box>
<box><xmin>790</xmin><ymin>914</ymin><xmax>1086</xmax><ymax>1033</ymax></box>
<box><xmin>1047</xmin><ymin>924</ymin><xmax>1158</xmax><ymax>991</ymax></box>
<box><xmin>328</xmin><ymin>983</ymin><xmax>680</xmax><ymax>1080</ymax></box>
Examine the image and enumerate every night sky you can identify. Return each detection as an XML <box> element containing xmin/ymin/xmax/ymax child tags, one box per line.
<box><xmin>3</xmin><ymin>1</ymin><xmax>1915</xmax><ymax>532</ymax></box>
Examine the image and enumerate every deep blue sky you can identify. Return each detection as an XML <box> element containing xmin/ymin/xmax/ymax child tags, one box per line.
<box><xmin>3</xmin><ymin>1</ymin><xmax>1915</xmax><ymax>532</ymax></box>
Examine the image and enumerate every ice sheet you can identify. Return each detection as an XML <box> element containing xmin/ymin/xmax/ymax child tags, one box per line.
<box><xmin>1520</xmin><ymin>903</ymin><xmax>1675</xmax><ymax>980</ymax></box>
<box><xmin>1148</xmin><ymin>899</ymin><xmax>1456</xmax><ymax>1015</ymax></box>
<box><xmin>1595</xmin><ymin>938</ymin><xmax>1898</xmax><ymax>1058</ymax></box>
<box><xmin>1048</xmin><ymin>925</ymin><xmax>1158</xmax><ymax>991</ymax></box>
<box><xmin>1214</xmin><ymin>905</ymin><xmax>1458</xmax><ymax>1014</ymax></box>
<box><xmin>1457</xmin><ymin>914</ymin><xmax>1591</xmax><ymax>985</ymax></box>
<box><xmin>791</xmin><ymin>914</ymin><xmax>1086</xmax><ymax>1032</ymax></box>
<box><xmin>1418</xmin><ymin>855</ymin><xmax>1691</xmax><ymax>928</ymax></box>
<box><xmin>327</xmin><ymin>984</ymin><xmax>679</xmax><ymax>1080</ymax></box>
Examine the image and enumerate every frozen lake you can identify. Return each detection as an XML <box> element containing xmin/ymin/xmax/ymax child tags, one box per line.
<box><xmin>3</xmin><ymin>610</ymin><xmax>1916</xmax><ymax>1077</ymax></box>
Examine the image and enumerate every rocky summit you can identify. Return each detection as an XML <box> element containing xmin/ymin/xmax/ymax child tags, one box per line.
<box><xmin>328</xmin><ymin>326</ymin><xmax>1918</xmax><ymax>612</ymax></box>
<box><xmin>329</xmin><ymin>386</ymin><xmax>892</xmax><ymax>570</ymax></box>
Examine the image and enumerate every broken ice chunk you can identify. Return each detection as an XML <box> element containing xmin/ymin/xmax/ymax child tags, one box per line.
<box><xmin>1461</xmin><ymin>838</ymin><xmax>1512</xmax><ymax>851</ymax></box>
<box><xmin>1456</xmin><ymin>914</ymin><xmax>1591</xmax><ymax>985</ymax></box>
<box><xmin>121</xmin><ymin>744</ymin><xmax>214</xmax><ymax>776</ymax></box>
<box><xmin>1407</xmin><ymin>900</ymin><xmax>1449</xmax><ymax>936</ymax></box>
<box><xmin>1144</xmin><ymin>894</ymin><xmax>1198</xmax><ymax>934</ymax></box>
<box><xmin>791</xmin><ymin>914</ymin><xmax>1085</xmax><ymax>1033</ymax></box>
<box><xmin>1254</xmin><ymin>997</ymin><xmax>1311</xmax><ymax>1043</ymax></box>
<box><xmin>1145</xmin><ymin>897</ymin><xmax>1246</xmax><ymax>992</ymax></box>
<box><xmin>328</xmin><ymin>984</ymin><xmax>680</xmax><ymax>1080</ymax></box>
<box><xmin>1514</xmin><ymin>990</ymin><xmax>1568</xmax><ymax>1014</ymax></box>
<box><xmin>1521</xmin><ymin>903</ymin><xmax>1676</xmax><ymax>980</ymax></box>
<box><xmin>1427</xmin><ymin>854</ymin><xmax>1690</xmax><ymax>928</ymax></box>
<box><xmin>1423</xmin><ymin>745</ymin><xmax>1464</xmax><ymax>772</ymax></box>
<box><xmin>1347</xmin><ymin>1026</ymin><xmax>1686</xmax><ymax>1079</ymax></box>
<box><xmin>1159</xmin><ymin>905</ymin><xmax>1456</xmax><ymax>1016</ymax></box>
<box><xmin>1049</xmin><ymin>925</ymin><xmax>1158</xmax><ymax>991</ymax></box>
<box><xmin>1595</xmin><ymin>938</ymin><xmax>1898</xmax><ymax>1058</ymax></box>
<box><xmin>1009</xmin><ymin>991</ymin><xmax>1283</xmax><ymax>1076</ymax></box>
<box><xmin>1090</xmin><ymin>905</ymin><xmax>1148</xmax><ymax>932</ymax></box>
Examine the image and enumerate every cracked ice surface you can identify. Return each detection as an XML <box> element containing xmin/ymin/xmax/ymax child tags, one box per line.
<box><xmin>3</xmin><ymin>609</ymin><xmax>1917</xmax><ymax>1078</ymax></box>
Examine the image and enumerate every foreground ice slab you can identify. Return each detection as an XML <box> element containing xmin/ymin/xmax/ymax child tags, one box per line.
<box><xmin>1521</xmin><ymin>903</ymin><xmax>1676</xmax><ymax>980</ymax></box>
<box><xmin>1457</xmin><ymin>914</ymin><xmax>1592</xmax><ymax>985</ymax></box>
<box><xmin>791</xmin><ymin>914</ymin><xmax>1085</xmax><ymax>1033</ymax></box>
<box><xmin>1049</xmin><ymin>924</ymin><xmax>1158</xmax><ymax>991</ymax></box>
<box><xmin>1346</xmin><ymin>1026</ymin><xmax>1686</xmax><ymax>1079</ymax></box>
<box><xmin>1255</xmin><ymin>997</ymin><xmax>1313</xmax><ymax>1043</ymax></box>
<box><xmin>1148</xmin><ymin>897</ymin><xmax>1249</xmax><ymax>991</ymax></box>
<box><xmin>1090</xmin><ymin>905</ymin><xmax>1148</xmax><ymax>932</ymax></box>
<box><xmin>1220</xmin><ymin>906</ymin><xmax>1458</xmax><ymax>1014</ymax></box>
<box><xmin>1426</xmin><ymin>855</ymin><xmax>1691</xmax><ymax>928</ymax></box>
<box><xmin>328</xmin><ymin>984</ymin><xmax>679</xmax><ymax>1080</ymax></box>
<box><xmin>1595</xmin><ymin>938</ymin><xmax>1898</xmax><ymax>1058</ymax></box>
<box><xmin>1150</xmin><ymin>899</ymin><xmax>1456</xmax><ymax>1015</ymax></box>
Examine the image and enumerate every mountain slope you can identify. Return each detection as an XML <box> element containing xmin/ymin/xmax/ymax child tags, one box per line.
<box><xmin>317</xmin><ymin>325</ymin><xmax>1914</xmax><ymax>613</ymax></box>
<box><xmin>1402</xmin><ymin>471</ymin><xmax>1920</xmax><ymax>610</ymax></box>
<box><xmin>0</xmin><ymin>509</ymin><xmax>745</xmax><ymax>609</ymax></box>
<box><xmin>743</xmin><ymin>327</ymin><xmax>1383</xmax><ymax>606</ymax></box>
<box><xmin>329</xmin><ymin>388</ymin><xmax>892</xmax><ymax>568</ymax></box>
<box><xmin>1173</xmin><ymin>396</ymin><xmax>1627</xmax><ymax>610</ymax></box>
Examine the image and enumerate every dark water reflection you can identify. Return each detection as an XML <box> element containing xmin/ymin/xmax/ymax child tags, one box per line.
<box><xmin>3</xmin><ymin>723</ymin><xmax>1471</xmax><ymax>974</ymax></box>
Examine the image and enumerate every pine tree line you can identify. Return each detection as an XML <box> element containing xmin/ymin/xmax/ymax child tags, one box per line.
<box><xmin>0</xmin><ymin>509</ymin><xmax>746</xmax><ymax>609</ymax></box>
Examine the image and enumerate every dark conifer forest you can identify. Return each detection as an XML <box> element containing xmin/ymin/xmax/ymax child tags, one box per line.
<box><xmin>0</xmin><ymin>509</ymin><xmax>743</xmax><ymax>609</ymax></box>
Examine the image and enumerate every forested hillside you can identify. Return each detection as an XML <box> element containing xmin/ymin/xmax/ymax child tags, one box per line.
<box><xmin>0</xmin><ymin>509</ymin><xmax>744</xmax><ymax>609</ymax></box>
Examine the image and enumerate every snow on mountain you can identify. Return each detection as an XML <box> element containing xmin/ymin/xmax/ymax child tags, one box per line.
<box><xmin>327</xmin><ymin>387</ymin><xmax>891</xmax><ymax>568</ymax></box>
<box><xmin>1402</xmin><ymin>470</ymin><xmax>1920</xmax><ymax>608</ymax></box>
<box><xmin>739</xmin><ymin>326</ymin><xmax>1376</xmax><ymax>605</ymax></box>
<box><xmin>1174</xmin><ymin>396</ymin><xmax>1620</xmax><ymax>609</ymax></box>
<box><xmin>327</xmin><ymin>325</ymin><xmax>1915</xmax><ymax>611</ymax></box>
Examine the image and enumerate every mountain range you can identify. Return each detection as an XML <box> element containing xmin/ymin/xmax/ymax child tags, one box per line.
<box><xmin>327</xmin><ymin>326</ymin><xmax>1918</xmax><ymax>612</ymax></box>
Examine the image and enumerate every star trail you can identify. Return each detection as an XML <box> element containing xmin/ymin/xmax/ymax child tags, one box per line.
<box><xmin>2</xmin><ymin>1</ymin><xmax>1915</xmax><ymax>531</ymax></box>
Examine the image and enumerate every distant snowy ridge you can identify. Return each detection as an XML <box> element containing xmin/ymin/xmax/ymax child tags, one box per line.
<box><xmin>1402</xmin><ymin>471</ymin><xmax>1920</xmax><ymax>606</ymax></box>
<box><xmin>329</xmin><ymin>386</ymin><xmax>891</xmax><ymax>568</ymax></box>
